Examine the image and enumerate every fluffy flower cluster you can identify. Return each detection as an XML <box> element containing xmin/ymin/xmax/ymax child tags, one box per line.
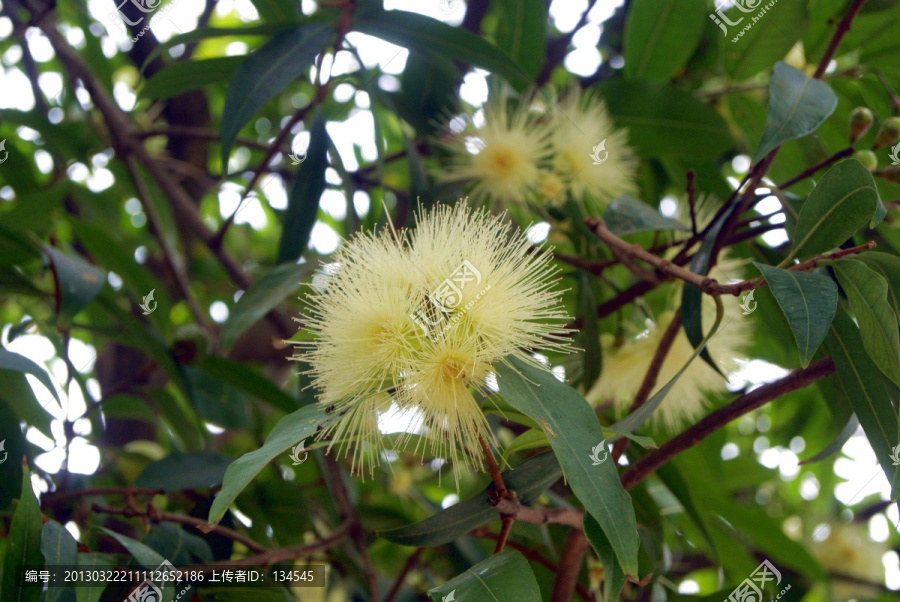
<box><xmin>296</xmin><ymin>202</ymin><xmax>571</xmax><ymax>484</ymax></box>
<box><xmin>438</xmin><ymin>87</ymin><xmax>637</xmax><ymax>214</ymax></box>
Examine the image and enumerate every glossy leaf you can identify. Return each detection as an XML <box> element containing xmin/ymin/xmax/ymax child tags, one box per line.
<box><xmin>583</xmin><ymin>513</ymin><xmax>626</xmax><ymax>602</ymax></box>
<box><xmin>856</xmin><ymin>251</ymin><xmax>900</xmax><ymax>320</ymax></box>
<box><xmin>603</xmin><ymin>194</ymin><xmax>689</xmax><ymax>236</ymax></box>
<box><xmin>209</xmin><ymin>404</ymin><xmax>333</xmax><ymax>525</ymax></box>
<box><xmin>41</xmin><ymin>521</ymin><xmax>78</xmax><ymax>602</ymax></box>
<box><xmin>276</xmin><ymin>113</ymin><xmax>329</xmax><ymax>264</ymax></box>
<box><xmin>378</xmin><ymin>452</ymin><xmax>561</xmax><ymax>547</ymax></box>
<box><xmin>220</xmin><ymin>24</ymin><xmax>334</xmax><ymax>166</ymax></box>
<box><xmin>1</xmin><ymin>466</ymin><xmax>43</xmax><ymax>602</ymax></box>
<box><xmin>44</xmin><ymin>247</ymin><xmax>106</xmax><ymax>321</ymax></box>
<box><xmin>140</xmin><ymin>57</ymin><xmax>244</xmax><ymax>100</ymax></box>
<box><xmin>73</xmin><ymin>554</ymin><xmax>116</xmax><ymax>602</ymax></box>
<box><xmin>826</xmin><ymin>307</ymin><xmax>900</xmax><ymax>494</ymax></box>
<box><xmin>198</xmin><ymin>356</ymin><xmax>298</xmax><ymax>413</ymax></box>
<box><xmin>832</xmin><ymin>259</ymin><xmax>900</xmax><ymax>387</ymax></box>
<box><xmin>753</xmin><ymin>62</ymin><xmax>837</xmax><ymax>163</ymax></box>
<box><xmin>754</xmin><ymin>264</ymin><xmax>838</xmax><ymax>367</ymax></box>
<box><xmin>0</xmin><ymin>347</ymin><xmax>60</xmax><ymax>405</ymax></box>
<box><xmin>496</xmin><ymin>0</ymin><xmax>546</xmax><ymax>80</ymax></box>
<box><xmin>428</xmin><ymin>550</ymin><xmax>541</xmax><ymax>602</ymax></box>
<box><xmin>185</xmin><ymin>367</ymin><xmax>250</xmax><ymax>428</ymax></box>
<box><xmin>220</xmin><ymin>261</ymin><xmax>315</xmax><ymax>349</ymax></box>
<box><xmin>496</xmin><ymin>357</ymin><xmax>639</xmax><ymax>576</ymax></box>
<box><xmin>623</xmin><ymin>0</ymin><xmax>707</xmax><ymax>81</ymax></box>
<box><xmin>135</xmin><ymin>452</ymin><xmax>233</xmax><ymax>492</ymax></box>
<box><xmin>792</xmin><ymin>160</ymin><xmax>881</xmax><ymax>259</ymax></box>
<box><xmin>725</xmin><ymin>0</ymin><xmax>808</xmax><ymax>81</ymax></box>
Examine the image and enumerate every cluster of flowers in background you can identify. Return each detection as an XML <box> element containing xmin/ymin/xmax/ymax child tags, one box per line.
<box><xmin>437</xmin><ymin>87</ymin><xmax>637</xmax><ymax>215</ymax></box>
<box><xmin>296</xmin><ymin>203</ymin><xmax>571</xmax><ymax>484</ymax></box>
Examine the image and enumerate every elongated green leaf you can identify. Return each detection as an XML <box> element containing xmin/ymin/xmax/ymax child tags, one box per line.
<box><xmin>44</xmin><ymin>247</ymin><xmax>105</xmax><ymax>321</ymax></box>
<box><xmin>603</xmin><ymin>195</ymin><xmax>689</xmax><ymax>236</ymax></box>
<box><xmin>826</xmin><ymin>307</ymin><xmax>900</xmax><ymax>494</ymax></box>
<box><xmin>583</xmin><ymin>513</ymin><xmax>626</xmax><ymax>602</ymax></box>
<box><xmin>198</xmin><ymin>356</ymin><xmax>298</xmax><ymax>413</ymax></box>
<box><xmin>428</xmin><ymin>550</ymin><xmax>541</xmax><ymax>602</ymax></box>
<box><xmin>502</xmin><ymin>428</ymin><xmax>549</xmax><ymax>460</ymax></box>
<box><xmin>277</xmin><ymin>113</ymin><xmax>329</xmax><ymax>264</ymax></box>
<box><xmin>578</xmin><ymin>271</ymin><xmax>601</xmax><ymax>390</ymax></box>
<box><xmin>856</xmin><ymin>251</ymin><xmax>900</xmax><ymax>320</ymax></box>
<box><xmin>0</xmin><ymin>347</ymin><xmax>60</xmax><ymax>405</ymax></box>
<box><xmin>595</xmin><ymin>80</ymin><xmax>734</xmax><ymax>159</ymax></box>
<box><xmin>496</xmin><ymin>357</ymin><xmax>640</xmax><ymax>576</ymax></box>
<box><xmin>725</xmin><ymin>0</ymin><xmax>808</xmax><ymax>80</ymax></box>
<box><xmin>378</xmin><ymin>452</ymin><xmax>561</xmax><ymax>546</ymax></box>
<box><xmin>220</xmin><ymin>24</ymin><xmax>334</xmax><ymax>166</ymax></box>
<box><xmin>99</xmin><ymin>530</ymin><xmax>179</xmax><ymax>602</ymax></box>
<box><xmin>249</xmin><ymin>0</ymin><xmax>302</xmax><ymax>22</ymax></box>
<box><xmin>655</xmin><ymin>462</ymin><xmax>716</xmax><ymax>558</ymax></box>
<box><xmin>496</xmin><ymin>0</ymin><xmax>546</xmax><ymax>80</ymax></box>
<box><xmin>0</xmin><ymin>371</ymin><xmax>53</xmax><ymax>439</ymax></box>
<box><xmin>73</xmin><ymin>554</ymin><xmax>115</xmax><ymax>602</ymax></box>
<box><xmin>1</xmin><ymin>466</ymin><xmax>43</xmax><ymax>602</ymax></box>
<box><xmin>142</xmin><ymin>24</ymin><xmax>292</xmax><ymax>70</ymax></box>
<box><xmin>220</xmin><ymin>261</ymin><xmax>315</xmax><ymax>349</ymax></box>
<box><xmin>833</xmin><ymin>260</ymin><xmax>900</xmax><ymax>387</ymax></box>
<box><xmin>42</xmin><ymin>521</ymin><xmax>78</xmax><ymax>602</ymax></box>
<box><xmin>753</xmin><ymin>62</ymin><xmax>837</xmax><ymax>163</ymax></box>
<box><xmin>140</xmin><ymin>57</ymin><xmax>244</xmax><ymax>100</ymax></box>
<box><xmin>754</xmin><ymin>264</ymin><xmax>838</xmax><ymax>367</ymax></box>
<box><xmin>135</xmin><ymin>452</ymin><xmax>233</xmax><ymax>492</ymax></box>
<box><xmin>185</xmin><ymin>367</ymin><xmax>250</xmax><ymax>428</ymax></box>
<box><xmin>800</xmin><ymin>414</ymin><xmax>859</xmax><ymax>464</ymax></box>
<box><xmin>623</xmin><ymin>0</ymin><xmax>707</xmax><ymax>81</ymax></box>
<box><xmin>352</xmin><ymin>9</ymin><xmax>528</xmax><ymax>88</ymax></box>
<box><xmin>209</xmin><ymin>404</ymin><xmax>333</xmax><ymax>525</ymax></box>
<box><xmin>791</xmin><ymin>160</ymin><xmax>881</xmax><ymax>259</ymax></box>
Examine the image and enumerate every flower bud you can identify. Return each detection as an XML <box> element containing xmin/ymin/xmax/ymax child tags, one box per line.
<box><xmin>849</xmin><ymin>107</ymin><xmax>874</xmax><ymax>142</ymax></box>
<box><xmin>877</xmin><ymin>164</ymin><xmax>900</xmax><ymax>184</ymax></box>
<box><xmin>853</xmin><ymin>150</ymin><xmax>878</xmax><ymax>172</ymax></box>
<box><xmin>874</xmin><ymin>116</ymin><xmax>900</xmax><ymax>148</ymax></box>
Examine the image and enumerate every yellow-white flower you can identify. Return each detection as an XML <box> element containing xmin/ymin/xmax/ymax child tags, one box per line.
<box><xmin>549</xmin><ymin>87</ymin><xmax>637</xmax><ymax>213</ymax></box>
<box><xmin>297</xmin><ymin>202</ymin><xmax>572</xmax><ymax>484</ymax></box>
<box><xmin>810</xmin><ymin>523</ymin><xmax>886</xmax><ymax>601</ymax></box>
<box><xmin>439</xmin><ymin>97</ymin><xmax>552</xmax><ymax>207</ymax></box>
<box><xmin>586</xmin><ymin>256</ymin><xmax>750</xmax><ymax>430</ymax></box>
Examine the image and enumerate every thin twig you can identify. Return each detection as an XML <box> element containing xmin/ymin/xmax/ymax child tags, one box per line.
<box><xmin>382</xmin><ymin>548</ymin><xmax>424</xmax><ymax>602</ymax></box>
<box><xmin>551</xmin><ymin>529</ymin><xmax>590</xmax><ymax>602</ymax></box>
<box><xmin>813</xmin><ymin>0</ymin><xmax>868</xmax><ymax>79</ymax></box>
<box><xmin>686</xmin><ymin>169</ymin><xmax>698</xmax><ymax>236</ymax></box>
<box><xmin>778</xmin><ymin>147</ymin><xmax>853</xmax><ymax>189</ymax></box>
<box><xmin>42</xmin><ymin>487</ymin><xmax>164</xmax><ymax>505</ymax></box>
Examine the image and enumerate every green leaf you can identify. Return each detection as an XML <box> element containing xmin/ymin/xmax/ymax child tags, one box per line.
<box><xmin>752</xmin><ymin>62</ymin><xmax>837</xmax><ymax>163</ymax></box>
<box><xmin>655</xmin><ymin>462</ymin><xmax>716</xmax><ymax>557</ymax></box>
<box><xmin>378</xmin><ymin>452</ymin><xmax>561</xmax><ymax>547</ymax></box>
<box><xmin>44</xmin><ymin>247</ymin><xmax>106</xmax><ymax>321</ymax></box>
<box><xmin>856</xmin><ymin>251</ymin><xmax>900</xmax><ymax>320</ymax></box>
<box><xmin>352</xmin><ymin>8</ymin><xmax>528</xmax><ymax>88</ymax></box>
<box><xmin>220</xmin><ymin>261</ymin><xmax>315</xmax><ymax>349</ymax></box>
<box><xmin>209</xmin><ymin>404</ymin><xmax>333</xmax><ymax>525</ymax></box>
<box><xmin>495</xmin><ymin>0</ymin><xmax>546</xmax><ymax>80</ymax></box>
<box><xmin>220</xmin><ymin>24</ymin><xmax>334</xmax><ymax>166</ymax></box>
<box><xmin>832</xmin><ymin>259</ymin><xmax>900</xmax><ymax>387</ymax></box>
<box><xmin>135</xmin><ymin>452</ymin><xmax>233</xmax><ymax>492</ymax></box>
<box><xmin>595</xmin><ymin>80</ymin><xmax>734</xmax><ymax>159</ymax></box>
<box><xmin>603</xmin><ymin>194</ymin><xmax>690</xmax><ymax>236</ymax></box>
<box><xmin>41</xmin><ymin>521</ymin><xmax>78</xmax><ymax>602</ymax></box>
<box><xmin>791</xmin><ymin>160</ymin><xmax>881</xmax><ymax>259</ymax></box>
<box><xmin>249</xmin><ymin>0</ymin><xmax>302</xmax><ymax>22</ymax></box>
<box><xmin>1</xmin><ymin>466</ymin><xmax>43</xmax><ymax>602</ymax></box>
<box><xmin>800</xmin><ymin>413</ymin><xmax>859</xmax><ymax>464</ymax></box>
<box><xmin>428</xmin><ymin>550</ymin><xmax>541</xmax><ymax>602</ymax></box>
<box><xmin>578</xmin><ymin>271</ymin><xmax>601</xmax><ymax>390</ymax></box>
<box><xmin>724</xmin><ymin>0</ymin><xmax>808</xmax><ymax>81</ymax></box>
<box><xmin>276</xmin><ymin>113</ymin><xmax>329</xmax><ymax>264</ymax></box>
<box><xmin>583</xmin><ymin>513</ymin><xmax>626</xmax><ymax>602</ymax></box>
<box><xmin>141</xmin><ymin>24</ymin><xmax>292</xmax><ymax>70</ymax></box>
<box><xmin>97</xmin><ymin>530</ymin><xmax>180</xmax><ymax>602</ymax></box>
<box><xmin>753</xmin><ymin>264</ymin><xmax>838</xmax><ymax>367</ymax></box>
<box><xmin>496</xmin><ymin>357</ymin><xmax>640</xmax><ymax>576</ymax></box>
<box><xmin>73</xmin><ymin>554</ymin><xmax>115</xmax><ymax>602</ymax></box>
<box><xmin>198</xmin><ymin>356</ymin><xmax>298</xmax><ymax>413</ymax></box>
<box><xmin>184</xmin><ymin>368</ymin><xmax>250</xmax><ymax>428</ymax></box>
<box><xmin>826</xmin><ymin>307</ymin><xmax>900</xmax><ymax>494</ymax></box>
<box><xmin>140</xmin><ymin>57</ymin><xmax>244</xmax><ymax>100</ymax></box>
<box><xmin>623</xmin><ymin>0</ymin><xmax>707</xmax><ymax>81</ymax></box>
<box><xmin>0</xmin><ymin>371</ymin><xmax>53</xmax><ymax>440</ymax></box>
<box><xmin>0</xmin><ymin>347</ymin><xmax>60</xmax><ymax>406</ymax></box>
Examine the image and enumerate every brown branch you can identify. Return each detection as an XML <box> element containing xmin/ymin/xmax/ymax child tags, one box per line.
<box><xmin>479</xmin><ymin>435</ymin><xmax>516</xmax><ymax>552</ymax></box>
<box><xmin>492</xmin><ymin>498</ymin><xmax>583</xmax><ymax>529</ymax></box>
<box><xmin>778</xmin><ymin>147</ymin><xmax>854</xmax><ymax>189</ymax></box>
<box><xmin>813</xmin><ymin>0</ymin><xmax>868</xmax><ymax>79</ymax></box>
<box><xmin>42</xmin><ymin>487</ymin><xmax>164</xmax><ymax>505</ymax></box>
<box><xmin>92</xmin><ymin>503</ymin><xmax>266</xmax><ymax>554</ymax></box>
<box><xmin>551</xmin><ymin>529</ymin><xmax>590</xmax><ymax>602</ymax></box>
<box><xmin>382</xmin><ymin>548</ymin><xmax>424</xmax><ymax>602</ymax></box>
<box><xmin>620</xmin><ymin>357</ymin><xmax>835</xmax><ymax>490</ymax></box>
<box><xmin>686</xmin><ymin>169</ymin><xmax>698</xmax><ymax>236</ymax></box>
